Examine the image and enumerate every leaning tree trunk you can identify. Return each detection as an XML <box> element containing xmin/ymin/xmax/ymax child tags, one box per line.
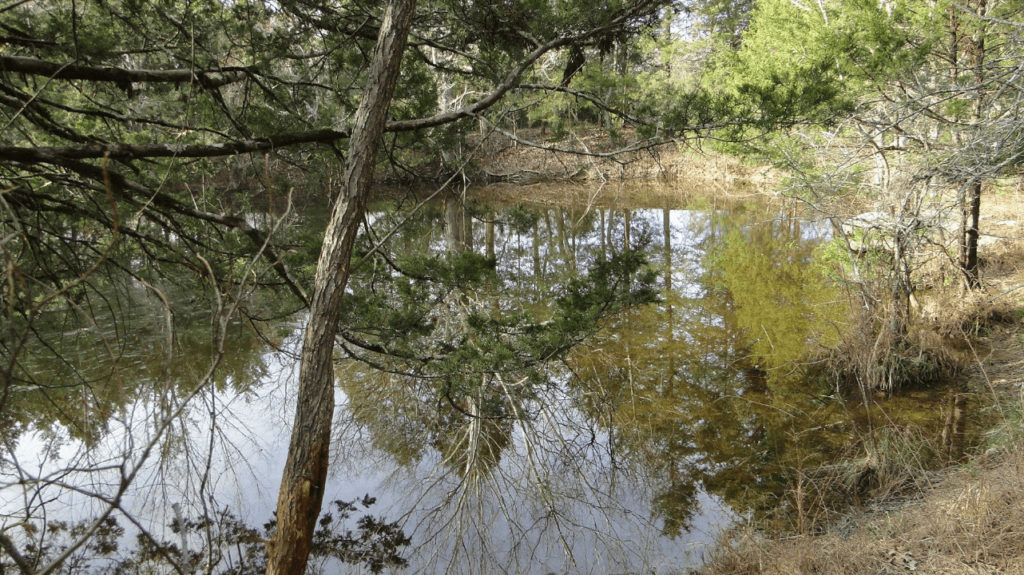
<box><xmin>264</xmin><ymin>1</ymin><xmax>417</xmax><ymax>574</ymax></box>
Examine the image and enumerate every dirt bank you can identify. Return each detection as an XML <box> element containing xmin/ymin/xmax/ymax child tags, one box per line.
<box><xmin>392</xmin><ymin>128</ymin><xmax>780</xmax><ymax>195</ymax></box>
<box><xmin>478</xmin><ymin>133</ymin><xmax>776</xmax><ymax>188</ymax></box>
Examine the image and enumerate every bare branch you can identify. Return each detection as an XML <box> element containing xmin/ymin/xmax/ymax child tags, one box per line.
<box><xmin>519</xmin><ymin>82</ymin><xmax>645</xmax><ymax>125</ymax></box>
<box><xmin>0</xmin><ymin>130</ymin><xmax>347</xmax><ymax>161</ymax></box>
<box><xmin>478</xmin><ymin>116</ymin><xmax>672</xmax><ymax>160</ymax></box>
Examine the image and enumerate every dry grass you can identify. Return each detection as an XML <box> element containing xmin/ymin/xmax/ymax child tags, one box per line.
<box><xmin>698</xmin><ymin>278</ymin><xmax>1024</xmax><ymax>574</ymax></box>
<box><xmin>699</xmin><ymin>441</ymin><xmax>1024</xmax><ymax>575</ymax></box>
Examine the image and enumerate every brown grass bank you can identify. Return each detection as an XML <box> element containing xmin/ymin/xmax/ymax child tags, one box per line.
<box><xmin>698</xmin><ymin>407</ymin><xmax>1024</xmax><ymax>575</ymax></box>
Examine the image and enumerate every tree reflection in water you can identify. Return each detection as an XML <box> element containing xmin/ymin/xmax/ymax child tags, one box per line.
<box><xmin>5</xmin><ymin>192</ymin><xmax>951</xmax><ymax>575</ymax></box>
<box><xmin>331</xmin><ymin>196</ymin><xmax>857</xmax><ymax>571</ymax></box>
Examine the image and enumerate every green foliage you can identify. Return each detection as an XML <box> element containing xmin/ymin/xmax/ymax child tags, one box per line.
<box><xmin>698</xmin><ymin>0</ymin><xmax>931</xmax><ymax>151</ymax></box>
<box><xmin>342</xmin><ymin>241</ymin><xmax>657</xmax><ymax>376</ymax></box>
<box><xmin>694</xmin><ymin>0</ymin><xmax>754</xmax><ymax>46</ymax></box>
<box><xmin>532</xmin><ymin>246</ymin><xmax>660</xmax><ymax>355</ymax></box>
<box><xmin>707</xmin><ymin>1</ymin><xmax>844</xmax><ymax>134</ymax></box>
<box><xmin>709</xmin><ymin>216</ymin><xmax>845</xmax><ymax>387</ymax></box>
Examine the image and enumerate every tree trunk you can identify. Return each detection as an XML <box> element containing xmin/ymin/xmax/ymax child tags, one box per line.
<box><xmin>264</xmin><ymin>1</ymin><xmax>417</xmax><ymax>574</ymax></box>
<box><xmin>445</xmin><ymin>196</ymin><xmax>470</xmax><ymax>252</ymax></box>
<box><xmin>890</xmin><ymin>229</ymin><xmax>910</xmax><ymax>338</ymax></box>
<box><xmin>961</xmin><ymin>179</ymin><xmax>982</xmax><ymax>287</ymax></box>
<box><xmin>960</xmin><ymin>0</ymin><xmax>986</xmax><ymax>289</ymax></box>
<box><xmin>485</xmin><ymin>209</ymin><xmax>495</xmax><ymax>260</ymax></box>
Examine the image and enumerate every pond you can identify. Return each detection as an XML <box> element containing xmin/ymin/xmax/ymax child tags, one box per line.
<box><xmin>0</xmin><ymin>183</ymin><xmax>971</xmax><ymax>574</ymax></box>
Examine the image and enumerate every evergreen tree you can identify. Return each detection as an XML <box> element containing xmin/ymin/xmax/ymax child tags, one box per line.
<box><xmin>0</xmin><ymin>1</ymin><xmax>672</xmax><ymax>572</ymax></box>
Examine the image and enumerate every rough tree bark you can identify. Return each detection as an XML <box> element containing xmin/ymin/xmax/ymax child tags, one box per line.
<box><xmin>264</xmin><ymin>1</ymin><xmax>417</xmax><ymax>573</ymax></box>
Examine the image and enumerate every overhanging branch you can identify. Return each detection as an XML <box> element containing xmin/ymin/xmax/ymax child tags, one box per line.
<box><xmin>0</xmin><ymin>55</ymin><xmax>253</xmax><ymax>88</ymax></box>
<box><xmin>0</xmin><ymin>130</ymin><xmax>347</xmax><ymax>161</ymax></box>
<box><xmin>0</xmin><ymin>1</ymin><xmax>663</xmax><ymax>164</ymax></box>
<box><xmin>518</xmin><ymin>82</ymin><xmax>645</xmax><ymax>125</ymax></box>
<box><xmin>36</xmin><ymin>158</ymin><xmax>311</xmax><ymax>306</ymax></box>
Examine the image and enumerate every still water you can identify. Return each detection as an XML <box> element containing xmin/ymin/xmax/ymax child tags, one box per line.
<box><xmin>0</xmin><ymin>186</ymin><xmax>953</xmax><ymax>574</ymax></box>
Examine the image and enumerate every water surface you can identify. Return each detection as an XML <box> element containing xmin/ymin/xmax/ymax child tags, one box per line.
<box><xmin>1</xmin><ymin>184</ymin><xmax>953</xmax><ymax>574</ymax></box>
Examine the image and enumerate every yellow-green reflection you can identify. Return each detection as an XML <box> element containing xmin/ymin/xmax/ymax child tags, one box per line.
<box><xmin>567</xmin><ymin>206</ymin><xmax>857</xmax><ymax>534</ymax></box>
<box><xmin>713</xmin><ymin>214</ymin><xmax>846</xmax><ymax>385</ymax></box>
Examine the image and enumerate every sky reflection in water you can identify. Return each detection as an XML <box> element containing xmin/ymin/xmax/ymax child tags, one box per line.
<box><xmin>4</xmin><ymin>196</ymin><xmax>849</xmax><ymax>574</ymax></box>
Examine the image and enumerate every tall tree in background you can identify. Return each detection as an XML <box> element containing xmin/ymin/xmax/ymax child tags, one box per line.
<box><xmin>692</xmin><ymin>0</ymin><xmax>754</xmax><ymax>46</ymax></box>
<box><xmin>693</xmin><ymin>0</ymin><xmax>1024</xmax><ymax>394</ymax></box>
<box><xmin>706</xmin><ymin>0</ymin><xmax>1024</xmax><ymax>290</ymax></box>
